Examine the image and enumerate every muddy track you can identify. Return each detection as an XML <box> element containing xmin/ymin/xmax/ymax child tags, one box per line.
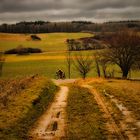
<box><xmin>29</xmin><ymin>86</ymin><xmax>69</xmax><ymax>140</ymax></box>
<box><xmin>103</xmin><ymin>90</ymin><xmax>140</xmax><ymax>140</ymax></box>
<box><xmin>83</xmin><ymin>84</ymin><xmax>140</xmax><ymax>140</ymax></box>
<box><xmin>83</xmin><ymin>85</ymin><xmax>126</xmax><ymax>140</ymax></box>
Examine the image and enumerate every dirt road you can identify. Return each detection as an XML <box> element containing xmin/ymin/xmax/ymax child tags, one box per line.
<box><xmin>52</xmin><ymin>79</ymin><xmax>76</xmax><ymax>86</ymax></box>
<box><xmin>83</xmin><ymin>85</ymin><xmax>125</xmax><ymax>140</ymax></box>
<box><xmin>83</xmin><ymin>84</ymin><xmax>139</xmax><ymax>140</ymax></box>
<box><xmin>30</xmin><ymin>86</ymin><xmax>69</xmax><ymax>140</ymax></box>
<box><xmin>29</xmin><ymin>78</ymin><xmax>139</xmax><ymax>139</ymax></box>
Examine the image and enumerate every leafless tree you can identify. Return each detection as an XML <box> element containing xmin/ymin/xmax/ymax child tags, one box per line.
<box><xmin>66</xmin><ymin>39</ymin><xmax>74</xmax><ymax>79</ymax></box>
<box><xmin>94</xmin><ymin>53</ymin><xmax>101</xmax><ymax>77</ymax></box>
<box><xmin>66</xmin><ymin>39</ymin><xmax>78</xmax><ymax>78</ymax></box>
<box><xmin>93</xmin><ymin>51</ymin><xmax>109</xmax><ymax>78</ymax></box>
<box><xmin>73</xmin><ymin>53</ymin><xmax>93</xmax><ymax>79</ymax></box>
<box><xmin>100</xmin><ymin>58</ymin><xmax>108</xmax><ymax>78</ymax></box>
<box><xmin>103</xmin><ymin>30</ymin><xmax>140</xmax><ymax>79</ymax></box>
<box><xmin>66</xmin><ymin>51</ymin><xmax>72</xmax><ymax>79</ymax></box>
<box><xmin>0</xmin><ymin>52</ymin><xmax>5</xmax><ymax>77</ymax></box>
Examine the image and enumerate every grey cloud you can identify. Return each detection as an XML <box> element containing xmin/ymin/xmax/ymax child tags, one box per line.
<box><xmin>0</xmin><ymin>0</ymin><xmax>139</xmax><ymax>23</ymax></box>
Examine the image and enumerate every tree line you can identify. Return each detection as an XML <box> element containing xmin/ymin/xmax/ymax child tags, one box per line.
<box><xmin>0</xmin><ymin>21</ymin><xmax>140</xmax><ymax>33</ymax></box>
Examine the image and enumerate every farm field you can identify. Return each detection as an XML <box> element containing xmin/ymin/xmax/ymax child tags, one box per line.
<box><xmin>0</xmin><ymin>33</ymin><xmax>95</xmax><ymax>78</ymax></box>
<box><xmin>2</xmin><ymin>51</ymin><xmax>99</xmax><ymax>78</ymax></box>
<box><xmin>0</xmin><ymin>33</ymin><xmax>93</xmax><ymax>52</ymax></box>
<box><xmin>0</xmin><ymin>33</ymin><xmax>140</xmax><ymax>78</ymax></box>
<box><xmin>3</xmin><ymin>56</ymin><xmax>140</xmax><ymax>78</ymax></box>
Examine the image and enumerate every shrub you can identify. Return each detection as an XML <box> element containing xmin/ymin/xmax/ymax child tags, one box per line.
<box><xmin>31</xmin><ymin>35</ymin><xmax>41</xmax><ymax>40</ymax></box>
<box><xmin>5</xmin><ymin>46</ymin><xmax>42</xmax><ymax>55</ymax></box>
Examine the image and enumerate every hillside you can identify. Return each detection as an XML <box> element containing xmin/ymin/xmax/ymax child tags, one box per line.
<box><xmin>0</xmin><ymin>76</ymin><xmax>58</xmax><ymax>139</ymax></box>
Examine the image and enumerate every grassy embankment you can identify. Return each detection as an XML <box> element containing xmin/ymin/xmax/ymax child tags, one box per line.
<box><xmin>0</xmin><ymin>76</ymin><xmax>58</xmax><ymax>140</ymax></box>
<box><xmin>90</xmin><ymin>79</ymin><xmax>140</xmax><ymax>120</ymax></box>
<box><xmin>66</xmin><ymin>84</ymin><xmax>106</xmax><ymax>139</ymax></box>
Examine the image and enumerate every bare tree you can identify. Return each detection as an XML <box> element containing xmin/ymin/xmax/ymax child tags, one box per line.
<box><xmin>100</xmin><ymin>58</ymin><xmax>108</xmax><ymax>78</ymax></box>
<box><xmin>94</xmin><ymin>53</ymin><xmax>101</xmax><ymax>77</ymax></box>
<box><xmin>103</xmin><ymin>30</ymin><xmax>140</xmax><ymax>79</ymax></box>
<box><xmin>66</xmin><ymin>51</ymin><xmax>72</xmax><ymax>79</ymax></box>
<box><xmin>66</xmin><ymin>39</ymin><xmax>78</xmax><ymax>78</ymax></box>
<box><xmin>73</xmin><ymin>53</ymin><xmax>93</xmax><ymax>79</ymax></box>
<box><xmin>66</xmin><ymin>39</ymin><xmax>74</xmax><ymax>79</ymax></box>
<box><xmin>0</xmin><ymin>52</ymin><xmax>5</xmax><ymax>77</ymax></box>
<box><xmin>93</xmin><ymin>51</ymin><xmax>109</xmax><ymax>78</ymax></box>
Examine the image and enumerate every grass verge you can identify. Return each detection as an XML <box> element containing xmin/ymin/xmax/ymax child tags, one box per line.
<box><xmin>90</xmin><ymin>79</ymin><xmax>140</xmax><ymax>120</ymax></box>
<box><xmin>0</xmin><ymin>77</ymin><xmax>58</xmax><ymax>140</ymax></box>
<box><xmin>66</xmin><ymin>84</ymin><xmax>106</xmax><ymax>139</ymax></box>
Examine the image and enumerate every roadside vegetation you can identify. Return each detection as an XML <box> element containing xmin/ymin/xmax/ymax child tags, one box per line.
<box><xmin>91</xmin><ymin>79</ymin><xmax>140</xmax><ymax>120</ymax></box>
<box><xmin>66</xmin><ymin>84</ymin><xmax>106</xmax><ymax>139</ymax></box>
<box><xmin>0</xmin><ymin>76</ymin><xmax>58</xmax><ymax>140</ymax></box>
<box><xmin>88</xmin><ymin>78</ymin><xmax>140</xmax><ymax>139</ymax></box>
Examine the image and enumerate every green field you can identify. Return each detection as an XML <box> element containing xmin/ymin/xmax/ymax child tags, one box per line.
<box><xmin>0</xmin><ymin>33</ymin><xmax>93</xmax><ymax>78</ymax></box>
<box><xmin>0</xmin><ymin>33</ymin><xmax>92</xmax><ymax>52</ymax></box>
<box><xmin>0</xmin><ymin>33</ymin><xmax>140</xmax><ymax>78</ymax></box>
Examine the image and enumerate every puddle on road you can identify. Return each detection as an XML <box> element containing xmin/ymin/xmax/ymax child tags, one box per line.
<box><xmin>103</xmin><ymin>89</ymin><xmax>140</xmax><ymax>140</ymax></box>
<box><xmin>136</xmin><ymin>121</ymin><xmax>140</xmax><ymax>128</ymax></box>
<box><xmin>29</xmin><ymin>86</ymin><xmax>69</xmax><ymax>140</ymax></box>
<box><xmin>104</xmin><ymin>90</ymin><xmax>132</xmax><ymax>117</ymax></box>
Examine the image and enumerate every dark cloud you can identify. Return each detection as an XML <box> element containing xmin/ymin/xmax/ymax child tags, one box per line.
<box><xmin>0</xmin><ymin>0</ymin><xmax>140</xmax><ymax>23</ymax></box>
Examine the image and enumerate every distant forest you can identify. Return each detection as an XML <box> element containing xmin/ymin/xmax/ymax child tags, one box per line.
<box><xmin>0</xmin><ymin>20</ymin><xmax>140</xmax><ymax>33</ymax></box>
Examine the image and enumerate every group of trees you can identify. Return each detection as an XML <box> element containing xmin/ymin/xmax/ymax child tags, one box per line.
<box><xmin>0</xmin><ymin>21</ymin><xmax>139</xmax><ymax>33</ymax></box>
<box><xmin>68</xmin><ymin>30</ymin><xmax>140</xmax><ymax>79</ymax></box>
<box><xmin>4</xmin><ymin>45</ymin><xmax>42</xmax><ymax>55</ymax></box>
<box><xmin>66</xmin><ymin>38</ymin><xmax>105</xmax><ymax>51</ymax></box>
<box><xmin>103</xmin><ymin>30</ymin><xmax>140</xmax><ymax>78</ymax></box>
<box><xmin>30</xmin><ymin>35</ymin><xmax>41</xmax><ymax>41</ymax></box>
<box><xmin>0</xmin><ymin>21</ymin><xmax>94</xmax><ymax>33</ymax></box>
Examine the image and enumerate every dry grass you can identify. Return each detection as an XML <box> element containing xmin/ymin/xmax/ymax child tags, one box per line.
<box><xmin>66</xmin><ymin>84</ymin><xmax>106</xmax><ymax>139</ymax></box>
<box><xmin>0</xmin><ymin>76</ymin><xmax>57</xmax><ymax>140</ymax></box>
<box><xmin>0</xmin><ymin>33</ymin><xmax>28</xmax><ymax>41</ymax></box>
<box><xmin>89</xmin><ymin>78</ymin><xmax>140</xmax><ymax>120</ymax></box>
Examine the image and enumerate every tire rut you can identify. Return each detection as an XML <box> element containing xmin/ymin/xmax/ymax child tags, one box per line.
<box><xmin>29</xmin><ymin>86</ymin><xmax>69</xmax><ymax>140</ymax></box>
<box><xmin>83</xmin><ymin>85</ymin><xmax>125</xmax><ymax>140</ymax></box>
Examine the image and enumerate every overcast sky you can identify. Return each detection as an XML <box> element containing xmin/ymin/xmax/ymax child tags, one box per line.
<box><xmin>0</xmin><ymin>0</ymin><xmax>140</xmax><ymax>24</ymax></box>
